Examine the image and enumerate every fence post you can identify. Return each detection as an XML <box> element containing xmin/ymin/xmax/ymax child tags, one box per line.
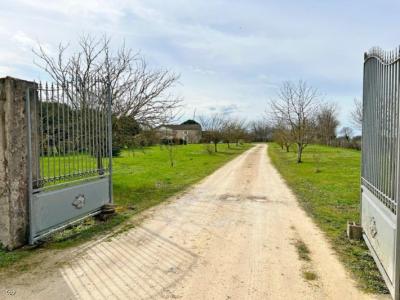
<box><xmin>0</xmin><ymin>77</ymin><xmax>38</xmax><ymax>249</ymax></box>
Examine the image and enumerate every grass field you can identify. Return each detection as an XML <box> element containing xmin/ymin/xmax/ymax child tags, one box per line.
<box><xmin>268</xmin><ymin>143</ymin><xmax>387</xmax><ymax>293</ymax></box>
<box><xmin>0</xmin><ymin>143</ymin><xmax>251</xmax><ymax>270</ymax></box>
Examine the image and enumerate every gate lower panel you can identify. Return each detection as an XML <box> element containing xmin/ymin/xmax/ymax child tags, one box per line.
<box><xmin>362</xmin><ymin>185</ymin><xmax>396</xmax><ymax>295</ymax></box>
<box><xmin>30</xmin><ymin>177</ymin><xmax>110</xmax><ymax>243</ymax></box>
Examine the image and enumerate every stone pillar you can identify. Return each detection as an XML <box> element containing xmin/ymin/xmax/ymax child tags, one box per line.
<box><xmin>0</xmin><ymin>77</ymin><xmax>38</xmax><ymax>250</ymax></box>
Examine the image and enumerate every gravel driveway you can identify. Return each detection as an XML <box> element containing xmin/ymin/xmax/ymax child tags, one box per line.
<box><xmin>1</xmin><ymin>144</ymin><xmax>385</xmax><ymax>299</ymax></box>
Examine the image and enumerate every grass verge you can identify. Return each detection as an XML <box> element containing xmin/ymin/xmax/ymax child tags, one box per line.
<box><xmin>268</xmin><ymin>143</ymin><xmax>388</xmax><ymax>293</ymax></box>
<box><xmin>1</xmin><ymin>143</ymin><xmax>251</xmax><ymax>271</ymax></box>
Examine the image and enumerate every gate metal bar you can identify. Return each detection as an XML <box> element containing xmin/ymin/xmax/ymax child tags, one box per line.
<box><xmin>26</xmin><ymin>88</ymin><xmax>35</xmax><ymax>245</ymax></box>
<box><xmin>363</xmin><ymin>47</ymin><xmax>400</xmax><ymax>299</ymax></box>
<box><xmin>27</xmin><ymin>77</ymin><xmax>113</xmax><ymax>243</ymax></box>
<box><xmin>32</xmin><ymin>80</ymin><xmax>111</xmax><ymax>190</ymax></box>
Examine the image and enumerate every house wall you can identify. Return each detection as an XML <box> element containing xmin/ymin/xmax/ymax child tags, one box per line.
<box><xmin>157</xmin><ymin>127</ymin><xmax>174</xmax><ymax>140</ymax></box>
<box><xmin>175</xmin><ymin>130</ymin><xmax>202</xmax><ymax>143</ymax></box>
<box><xmin>156</xmin><ymin>127</ymin><xmax>202</xmax><ymax>144</ymax></box>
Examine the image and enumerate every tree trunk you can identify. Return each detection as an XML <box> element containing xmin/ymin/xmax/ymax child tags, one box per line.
<box><xmin>214</xmin><ymin>142</ymin><xmax>218</xmax><ymax>152</ymax></box>
<box><xmin>285</xmin><ymin>145</ymin><xmax>290</xmax><ymax>152</ymax></box>
<box><xmin>297</xmin><ymin>144</ymin><xmax>303</xmax><ymax>163</ymax></box>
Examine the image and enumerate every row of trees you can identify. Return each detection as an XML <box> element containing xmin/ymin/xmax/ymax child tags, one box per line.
<box><xmin>199</xmin><ymin>115</ymin><xmax>249</xmax><ymax>152</ymax></box>
<box><xmin>184</xmin><ymin>115</ymin><xmax>271</xmax><ymax>153</ymax></box>
<box><xmin>269</xmin><ymin>81</ymin><xmax>362</xmax><ymax>163</ymax></box>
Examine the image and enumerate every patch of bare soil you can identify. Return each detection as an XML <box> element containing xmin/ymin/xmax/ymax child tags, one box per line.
<box><xmin>0</xmin><ymin>145</ymin><xmax>388</xmax><ymax>299</ymax></box>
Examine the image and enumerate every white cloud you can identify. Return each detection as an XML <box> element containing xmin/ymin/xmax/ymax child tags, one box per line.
<box><xmin>190</xmin><ymin>66</ymin><xmax>216</xmax><ymax>76</ymax></box>
<box><xmin>13</xmin><ymin>31</ymin><xmax>37</xmax><ymax>51</ymax></box>
<box><xmin>17</xmin><ymin>0</ymin><xmax>124</xmax><ymax>22</ymax></box>
<box><xmin>0</xmin><ymin>65</ymin><xmax>14</xmax><ymax>76</ymax></box>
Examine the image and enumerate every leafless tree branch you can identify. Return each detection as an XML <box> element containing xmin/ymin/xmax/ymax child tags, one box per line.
<box><xmin>350</xmin><ymin>98</ymin><xmax>362</xmax><ymax>130</ymax></box>
<box><xmin>34</xmin><ymin>34</ymin><xmax>182</xmax><ymax>128</ymax></box>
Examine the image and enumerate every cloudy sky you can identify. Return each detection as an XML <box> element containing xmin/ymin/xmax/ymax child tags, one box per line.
<box><xmin>1</xmin><ymin>0</ymin><xmax>400</xmax><ymax>127</ymax></box>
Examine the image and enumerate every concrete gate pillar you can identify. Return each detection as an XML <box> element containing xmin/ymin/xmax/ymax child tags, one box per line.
<box><xmin>0</xmin><ymin>77</ymin><xmax>38</xmax><ymax>250</ymax></box>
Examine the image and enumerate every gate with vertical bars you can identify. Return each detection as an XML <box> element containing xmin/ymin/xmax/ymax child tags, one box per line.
<box><xmin>362</xmin><ymin>47</ymin><xmax>400</xmax><ymax>299</ymax></box>
<box><xmin>26</xmin><ymin>77</ymin><xmax>113</xmax><ymax>244</ymax></box>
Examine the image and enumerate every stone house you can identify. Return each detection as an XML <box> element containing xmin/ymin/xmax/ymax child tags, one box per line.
<box><xmin>156</xmin><ymin>120</ymin><xmax>202</xmax><ymax>144</ymax></box>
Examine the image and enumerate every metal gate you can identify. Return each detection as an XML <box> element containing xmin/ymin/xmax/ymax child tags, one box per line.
<box><xmin>362</xmin><ymin>47</ymin><xmax>400</xmax><ymax>299</ymax></box>
<box><xmin>26</xmin><ymin>78</ymin><xmax>113</xmax><ymax>244</ymax></box>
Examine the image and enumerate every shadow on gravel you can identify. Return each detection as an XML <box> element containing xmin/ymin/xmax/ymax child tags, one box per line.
<box><xmin>61</xmin><ymin>227</ymin><xmax>198</xmax><ymax>299</ymax></box>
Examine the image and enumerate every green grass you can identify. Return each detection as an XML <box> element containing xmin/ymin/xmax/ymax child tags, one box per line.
<box><xmin>0</xmin><ymin>143</ymin><xmax>251</xmax><ymax>270</ymax></box>
<box><xmin>39</xmin><ymin>153</ymin><xmax>107</xmax><ymax>188</ymax></box>
<box><xmin>0</xmin><ymin>249</ymin><xmax>31</xmax><ymax>269</ymax></box>
<box><xmin>268</xmin><ymin>143</ymin><xmax>388</xmax><ymax>293</ymax></box>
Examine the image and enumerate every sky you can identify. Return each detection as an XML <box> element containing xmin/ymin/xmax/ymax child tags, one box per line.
<box><xmin>1</xmin><ymin>0</ymin><xmax>400</xmax><ymax>129</ymax></box>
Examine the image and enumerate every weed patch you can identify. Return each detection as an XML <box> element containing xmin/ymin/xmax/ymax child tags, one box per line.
<box><xmin>303</xmin><ymin>271</ymin><xmax>318</xmax><ymax>281</ymax></box>
<box><xmin>295</xmin><ymin>239</ymin><xmax>311</xmax><ymax>262</ymax></box>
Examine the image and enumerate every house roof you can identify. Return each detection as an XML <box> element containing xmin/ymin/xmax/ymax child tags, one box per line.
<box><xmin>181</xmin><ymin>119</ymin><xmax>200</xmax><ymax>125</ymax></box>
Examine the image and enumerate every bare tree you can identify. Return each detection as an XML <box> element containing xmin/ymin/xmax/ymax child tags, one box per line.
<box><xmin>350</xmin><ymin>98</ymin><xmax>362</xmax><ymax>130</ymax></box>
<box><xmin>199</xmin><ymin>114</ymin><xmax>225</xmax><ymax>152</ymax></box>
<box><xmin>34</xmin><ymin>34</ymin><xmax>182</xmax><ymax>130</ymax></box>
<box><xmin>272</xmin><ymin>119</ymin><xmax>292</xmax><ymax>152</ymax></box>
<box><xmin>339</xmin><ymin>126</ymin><xmax>353</xmax><ymax>142</ymax></box>
<box><xmin>223</xmin><ymin>118</ymin><xmax>248</xmax><ymax>147</ymax></box>
<box><xmin>270</xmin><ymin>80</ymin><xmax>321</xmax><ymax>163</ymax></box>
<box><xmin>231</xmin><ymin>119</ymin><xmax>248</xmax><ymax>146</ymax></box>
<box><xmin>249</xmin><ymin>119</ymin><xmax>272</xmax><ymax>142</ymax></box>
<box><xmin>315</xmin><ymin>103</ymin><xmax>339</xmax><ymax>145</ymax></box>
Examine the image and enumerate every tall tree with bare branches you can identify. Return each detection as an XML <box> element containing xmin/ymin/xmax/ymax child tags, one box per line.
<box><xmin>270</xmin><ymin>80</ymin><xmax>321</xmax><ymax>163</ymax></box>
<box><xmin>34</xmin><ymin>34</ymin><xmax>182</xmax><ymax>134</ymax></box>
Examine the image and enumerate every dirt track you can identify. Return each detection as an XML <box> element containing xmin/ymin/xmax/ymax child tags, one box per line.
<box><xmin>1</xmin><ymin>144</ymin><xmax>385</xmax><ymax>299</ymax></box>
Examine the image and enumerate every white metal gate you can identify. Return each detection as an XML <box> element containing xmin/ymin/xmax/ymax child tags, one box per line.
<box><xmin>26</xmin><ymin>78</ymin><xmax>113</xmax><ymax>243</ymax></box>
<box><xmin>362</xmin><ymin>47</ymin><xmax>400</xmax><ymax>299</ymax></box>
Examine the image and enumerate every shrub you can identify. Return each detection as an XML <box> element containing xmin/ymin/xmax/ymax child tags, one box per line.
<box><xmin>112</xmin><ymin>147</ymin><xmax>122</xmax><ymax>157</ymax></box>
